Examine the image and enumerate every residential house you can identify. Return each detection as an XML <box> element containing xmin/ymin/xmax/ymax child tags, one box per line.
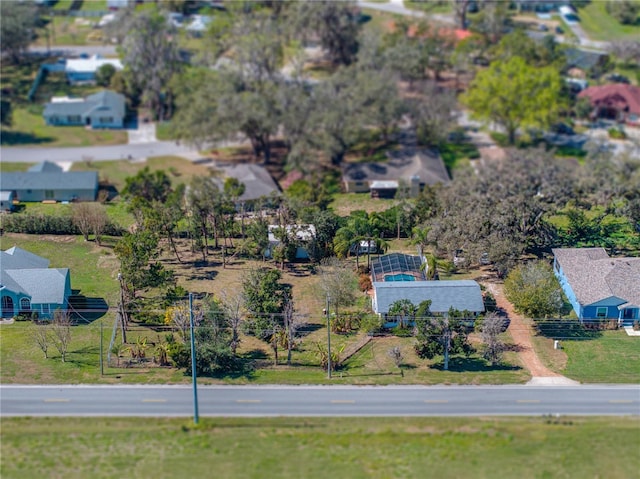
<box><xmin>342</xmin><ymin>149</ymin><xmax>449</xmax><ymax>196</ymax></box>
<box><xmin>65</xmin><ymin>55</ymin><xmax>123</xmax><ymax>85</ymax></box>
<box><xmin>209</xmin><ymin>162</ymin><xmax>281</xmax><ymax>205</ymax></box>
<box><xmin>563</xmin><ymin>48</ymin><xmax>609</xmax><ymax>79</ymax></box>
<box><xmin>1</xmin><ymin>161</ymin><xmax>99</xmax><ymax>202</ymax></box>
<box><xmin>578</xmin><ymin>84</ymin><xmax>640</xmax><ymax>127</ymax></box>
<box><xmin>43</xmin><ymin>90</ymin><xmax>126</xmax><ymax>129</ymax></box>
<box><xmin>1</xmin><ymin>247</ymin><xmax>71</xmax><ymax>319</ymax></box>
<box><xmin>373</xmin><ymin>281</ymin><xmax>485</xmax><ymax>327</ymax></box>
<box><xmin>553</xmin><ymin>248</ymin><xmax>640</xmax><ymax>324</ymax></box>
<box><xmin>370</xmin><ymin>253</ymin><xmax>484</xmax><ymax>326</ymax></box>
<box><xmin>265</xmin><ymin>224</ymin><xmax>316</xmax><ymax>260</ymax></box>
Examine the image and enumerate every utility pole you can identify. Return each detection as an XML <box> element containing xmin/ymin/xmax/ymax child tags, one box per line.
<box><xmin>189</xmin><ymin>293</ymin><xmax>199</xmax><ymax>425</ymax></box>
<box><xmin>99</xmin><ymin>320</ymin><xmax>104</xmax><ymax>376</ymax></box>
<box><xmin>325</xmin><ymin>295</ymin><xmax>332</xmax><ymax>379</ymax></box>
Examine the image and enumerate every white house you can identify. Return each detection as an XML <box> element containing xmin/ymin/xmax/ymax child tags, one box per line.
<box><xmin>65</xmin><ymin>55</ymin><xmax>123</xmax><ymax>85</ymax></box>
<box><xmin>265</xmin><ymin>224</ymin><xmax>316</xmax><ymax>260</ymax></box>
<box><xmin>43</xmin><ymin>90</ymin><xmax>126</xmax><ymax>129</ymax></box>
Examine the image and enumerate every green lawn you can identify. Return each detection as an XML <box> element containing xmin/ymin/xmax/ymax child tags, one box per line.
<box><xmin>576</xmin><ymin>2</ymin><xmax>640</xmax><ymax>41</ymax></box>
<box><xmin>71</xmin><ymin>156</ymin><xmax>214</xmax><ymax>192</ymax></box>
<box><xmin>2</xmin><ymin>417</ymin><xmax>638</xmax><ymax>479</ymax></box>
<box><xmin>534</xmin><ymin>324</ymin><xmax>640</xmax><ymax>384</ymax></box>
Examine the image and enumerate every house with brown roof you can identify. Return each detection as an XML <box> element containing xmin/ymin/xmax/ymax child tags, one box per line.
<box><xmin>552</xmin><ymin>248</ymin><xmax>640</xmax><ymax>324</ymax></box>
<box><xmin>577</xmin><ymin>84</ymin><xmax>640</xmax><ymax>127</ymax></box>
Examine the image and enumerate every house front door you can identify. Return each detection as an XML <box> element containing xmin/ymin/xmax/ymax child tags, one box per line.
<box><xmin>623</xmin><ymin>308</ymin><xmax>635</xmax><ymax>320</ymax></box>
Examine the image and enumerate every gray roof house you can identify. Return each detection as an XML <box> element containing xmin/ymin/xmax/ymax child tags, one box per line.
<box><xmin>553</xmin><ymin>248</ymin><xmax>640</xmax><ymax>323</ymax></box>
<box><xmin>0</xmin><ymin>190</ymin><xmax>15</xmax><ymax>212</ymax></box>
<box><xmin>210</xmin><ymin>162</ymin><xmax>281</xmax><ymax>204</ymax></box>
<box><xmin>1</xmin><ymin>247</ymin><xmax>71</xmax><ymax>319</ymax></box>
<box><xmin>1</xmin><ymin>161</ymin><xmax>99</xmax><ymax>203</ymax></box>
<box><xmin>373</xmin><ymin>280</ymin><xmax>485</xmax><ymax>317</ymax></box>
<box><xmin>43</xmin><ymin>90</ymin><xmax>126</xmax><ymax>129</ymax></box>
<box><xmin>343</xmin><ymin>148</ymin><xmax>449</xmax><ymax>196</ymax></box>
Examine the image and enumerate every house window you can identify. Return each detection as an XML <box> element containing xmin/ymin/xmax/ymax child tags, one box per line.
<box><xmin>596</xmin><ymin>307</ymin><xmax>607</xmax><ymax>318</ymax></box>
<box><xmin>68</xmin><ymin>115</ymin><xmax>81</xmax><ymax>123</ymax></box>
<box><xmin>45</xmin><ymin>190</ymin><xmax>55</xmax><ymax>199</ymax></box>
<box><xmin>98</xmin><ymin>117</ymin><xmax>113</xmax><ymax>124</ymax></box>
<box><xmin>42</xmin><ymin>304</ymin><xmax>50</xmax><ymax>315</ymax></box>
<box><xmin>20</xmin><ymin>298</ymin><xmax>31</xmax><ymax>310</ymax></box>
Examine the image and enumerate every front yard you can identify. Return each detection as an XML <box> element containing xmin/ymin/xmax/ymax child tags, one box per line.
<box><xmin>533</xmin><ymin>326</ymin><xmax>640</xmax><ymax>384</ymax></box>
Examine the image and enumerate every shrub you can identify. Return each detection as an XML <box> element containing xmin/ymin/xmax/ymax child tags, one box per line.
<box><xmin>358</xmin><ymin>273</ymin><xmax>372</xmax><ymax>292</ymax></box>
<box><xmin>608</xmin><ymin>128</ymin><xmax>627</xmax><ymax>140</ymax></box>
<box><xmin>0</xmin><ymin>212</ymin><xmax>124</xmax><ymax>236</ymax></box>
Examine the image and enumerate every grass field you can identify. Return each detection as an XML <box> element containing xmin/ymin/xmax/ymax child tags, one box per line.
<box><xmin>71</xmin><ymin>156</ymin><xmax>213</xmax><ymax>192</ymax></box>
<box><xmin>2</xmin><ymin>416</ymin><xmax>639</xmax><ymax>479</ymax></box>
<box><xmin>576</xmin><ymin>2</ymin><xmax>640</xmax><ymax>42</ymax></box>
<box><xmin>533</xmin><ymin>325</ymin><xmax>640</xmax><ymax>383</ymax></box>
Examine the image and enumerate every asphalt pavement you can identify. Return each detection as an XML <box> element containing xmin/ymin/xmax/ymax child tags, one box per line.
<box><xmin>1</xmin><ymin>385</ymin><xmax>638</xmax><ymax>417</ymax></box>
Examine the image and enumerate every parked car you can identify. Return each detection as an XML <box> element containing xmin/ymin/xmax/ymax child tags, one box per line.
<box><xmin>605</xmin><ymin>73</ymin><xmax>630</xmax><ymax>84</ymax></box>
<box><xmin>555</xmin><ymin>25</ymin><xmax>564</xmax><ymax>34</ymax></box>
<box><xmin>538</xmin><ymin>24</ymin><xmax>549</xmax><ymax>31</ymax></box>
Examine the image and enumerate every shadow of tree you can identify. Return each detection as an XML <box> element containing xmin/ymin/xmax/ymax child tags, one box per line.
<box><xmin>0</xmin><ymin>130</ymin><xmax>54</xmax><ymax>145</ymax></box>
<box><xmin>535</xmin><ymin>319</ymin><xmax>603</xmax><ymax>340</ymax></box>
<box><xmin>431</xmin><ymin>357</ymin><xmax>522</xmax><ymax>372</ymax></box>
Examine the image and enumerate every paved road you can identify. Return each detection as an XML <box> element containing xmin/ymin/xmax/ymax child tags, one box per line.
<box><xmin>29</xmin><ymin>45</ymin><xmax>119</xmax><ymax>57</ymax></box>
<box><xmin>1</xmin><ymin>141</ymin><xmax>196</xmax><ymax>163</ymax></box>
<box><xmin>357</xmin><ymin>0</ymin><xmax>454</xmax><ymax>24</ymax></box>
<box><xmin>1</xmin><ymin>385</ymin><xmax>638</xmax><ymax>417</ymax></box>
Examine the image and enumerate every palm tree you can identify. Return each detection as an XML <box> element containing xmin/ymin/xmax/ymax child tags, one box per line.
<box><xmin>410</xmin><ymin>225</ymin><xmax>431</xmax><ymax>258</ymax></box>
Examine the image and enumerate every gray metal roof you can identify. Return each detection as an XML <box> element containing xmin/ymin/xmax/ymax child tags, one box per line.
<box><xmin>373</xmin><ymin>280</ymin><xmax>485</xmax><ymax>314</ymax></box>
<box><xmin>2</xmin><ymin>247</ymin><xmax>50</xmax><ymax>269</ymax></box>
<box><xmin>2</xmin><ymin>171</ymin><xmax>98</xmax><ymax>191</ymax></box>
<box><xmin>210</xmin><ymin>162</ymin><xmax>280</xmax><ymax>201</ymax></box>
<box><xmin>553</xmin><ymin>248</ymin><xmax>640</xmax><ymax>307</ymax></box>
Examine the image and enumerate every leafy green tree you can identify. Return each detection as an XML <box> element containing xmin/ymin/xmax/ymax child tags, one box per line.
<box><xmin>504</xmin><ymin>261</ymin><xmax>563</xmax><ymax>318</ymax></box>
<box><xmin>114</xmin><ymin>229</ymin><xmax>174</xmax><ymax>300</ymax></box>
<box><xmin>607</xmin><ymin>0</ymin><xmax>639</xmax><ymax>25</ymax></box>
<box><xmin>121</xmin><ymin>7</ymin><xmax>182</xmax><ymax>120</ymax></box>
<box><xmin>293</xmin><ymin>0</ymin><xmax>360</xmax><ymax>66</ymax></box>
<box><xmin>242</xmin><ymin>268</ymin><xmax>290</xmax><ymax>341</ymax></box>
<box><xmin>463</xmin><ymin>56</ymin><xmax>565</xmax><ymax>144</ymax></box>
<box><xmin>0</xmin><ymin>1</ymin><xmax>37</xmax><ymax>64</ymax></box>
<box><xmin>95</xmin><ymin>63</ymin><xmax>117</xmax><ymax>87</ymax></box>
<box><xmin>388</xmin><ymin>299</ymin><xmax>417</xmax><ymax>329</ymax></box>
<box><xmin>122</xmin><ymin>167</ymin><xmax>172</xmax><ymax>204</ymax></box>
<box><xmin>414</xmin><ymin>307</ymin><xmax>474</xmax><ymax>370</ymax></box>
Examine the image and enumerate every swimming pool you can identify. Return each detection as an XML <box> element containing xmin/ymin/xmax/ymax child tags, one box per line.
<box><xmin>384</xmin><ymin>274</ymin><xmax>416</xmax><ymax>282</ymax></box>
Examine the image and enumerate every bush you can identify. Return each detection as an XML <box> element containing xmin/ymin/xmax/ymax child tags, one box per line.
<box><xmin>606</xmin><ymin>0</ymin><xmax>639</xmax><ymax>25</ymax></box>
<box><xmin>358</xmin><ymin>273</ymin><xmax>372</xmax><ymax>292</ymax></box>
<box><xmin>0</xmin><ymin>212</ymin><xmax>124</xmax><ymax>236</ymax></box>
<box><xmin>608</xmin><ymin>128</ymin><xmax>627</xmax><ymax>140</ymax></box>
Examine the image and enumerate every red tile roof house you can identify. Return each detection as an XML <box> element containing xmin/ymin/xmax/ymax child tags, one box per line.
<box><xmin>578</xmin><ymin>84</ymin><xmax>640</xmax><ymax>127</ymax></box>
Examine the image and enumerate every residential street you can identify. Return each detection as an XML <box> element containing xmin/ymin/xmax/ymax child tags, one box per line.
<box><xmin>1</xmin><ymin>141</ymin><xmax>196</xmax><ymax>163</ymax></box>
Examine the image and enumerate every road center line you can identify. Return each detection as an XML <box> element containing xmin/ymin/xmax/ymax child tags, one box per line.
<box><xmin>331</xmin><ymin>400</ymin><xmax>355</xmax><ymax>404</ymax></box>
<box><xmin>141</xmin><ymin>399</ymin><xmax>167</xmax><ymax>403</ymax></box>
<box><xmin>236</xmin><ymin>399</ymin><xmax>262</xmax><ymax>403</ymax></box>
<box><xmin>609</xmin><ymin>400</ymin><xmax>633</xmax><ymax>404</ymax></box>
<box><xmin>424</xmin><ymin>400</ymin><xmax>449</xmax><ymax>404</ymax></box>
<box><xmin>517</xmin><ymin>400</ymin><xmax>541</xmax><ymax>403</ymax></box>
<box><xmin>44</xmin><ymin>398</ymin><xmax>70</xmax><ymax>403</ymax></box>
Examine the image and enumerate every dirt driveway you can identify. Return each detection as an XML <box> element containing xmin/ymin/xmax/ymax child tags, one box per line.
<box><xmin>483</xmin><ymin>282</ymin><xmax>561</xmax><ymax>378</ymax></box>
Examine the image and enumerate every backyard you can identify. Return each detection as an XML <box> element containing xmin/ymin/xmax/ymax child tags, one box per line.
<box><xmin>575</xmin><ymin>1</ymin><xmax>640</xmax><ymax>42</ymax></box>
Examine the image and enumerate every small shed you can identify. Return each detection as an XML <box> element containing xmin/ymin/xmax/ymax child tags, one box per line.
<box><xmin>370</xmin><ymin>180</ymin><xmax>398</xmax><ymax>199</ymax></box>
